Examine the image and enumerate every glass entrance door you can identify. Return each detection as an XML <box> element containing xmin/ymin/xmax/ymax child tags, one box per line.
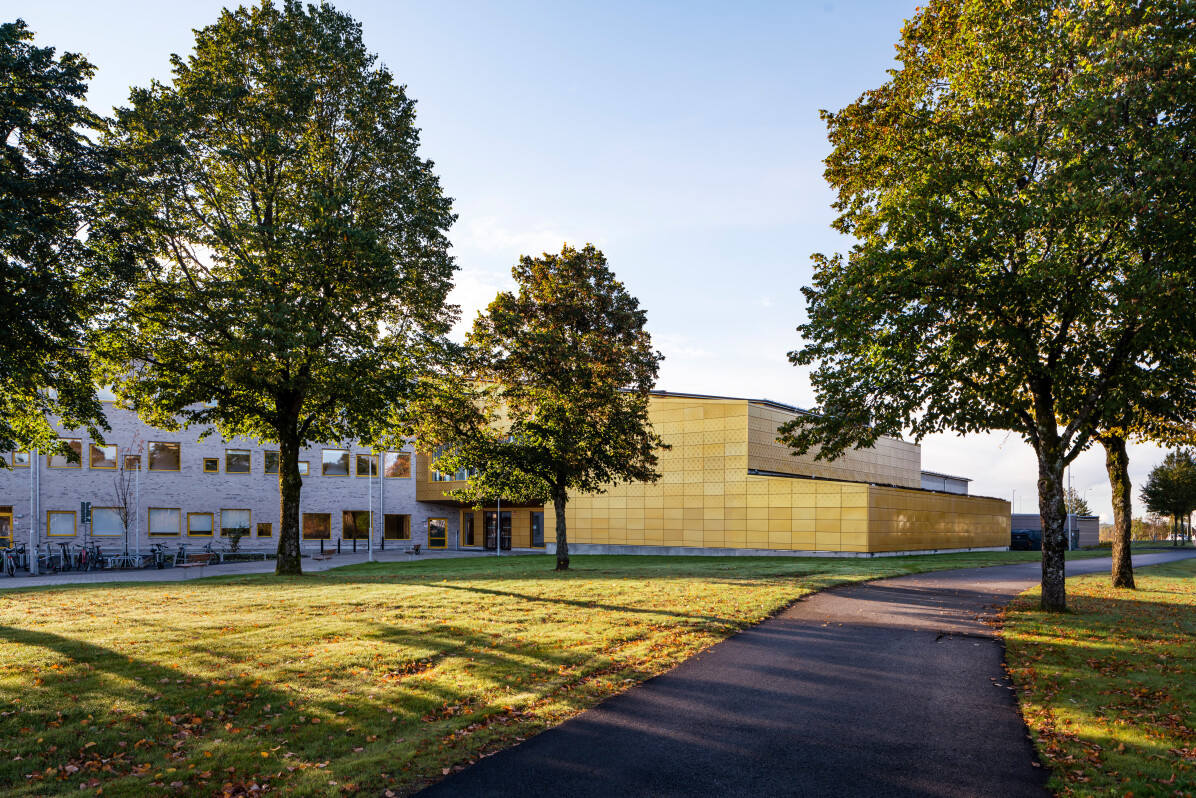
<box><xmin>531</xmin><ymin>512</ymin><xmax>544</xmax><ymax>548</ymax></box>
<box><xmin>483</xmin><ymin>511</ymin><xmax>512</xmax><ymax>550</ymax></box>
<box><xmin>0</xmin><ymin>512</ymin><xmax>11</xmax><ymax>547</ymax></box>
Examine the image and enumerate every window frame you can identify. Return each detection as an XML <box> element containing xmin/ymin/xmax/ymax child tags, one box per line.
<box><xmin>256</xmin><ymin>522</ymin><xmax>273</xmax><ymax>538</ymax></box>
<box><xmin>298</xmin><ymin>461</ymin><xmax>310</xmax><ymax>476</ymax></box>
<box><xmin>302</xmin><ymin>513</ymin><xmax>332</xmax><ymax>540</ymax></box>
<box><xmin>123</xmin><ymin>454</ymin><xmax>141</xmax><ymax>471</ymax></box>
<box><xmin>187</xmin><ymin>512</ymin><xmax>215</xmax><ymax>537</ymax></box>
<box><xmin>355</xmin><ymin>454</ymin><xmax>378</xmax><ymax>477</ymax></box>
<box><xmin>220</xmin><ymin>509</ymin><xmax>252</xmax><ymax>538</ymax></box>
<box><xmin>147</xmin><ymin>507</ymin><xmax>182</xmax><ymax>537</ymax></box>
<box><xmin>263</xmin><ymin>451</ymin><xmax>279</xmax><ymax>475</ymax></box>
<box><xmin>46</xmin><ymin>438</ymin><xmax>83</xmax><ymax>469</ymax></box>
<box><xmin>225</xmin><ymin>448</ymin><xmax>251</xmax><ymax>475</ymax></box>
<box><xmin>203</xmin><ymin>458</ymin><xmax>220</xmax><ymax>474</ymax></box>
<box><xmin>428</xmin><ymin>518</ymin><xmax>448</xmax><ymax>549</ymax></box>
<box><xmin>91</xmin><ymin>507</ymin><xmax>123</xmax><ymax>537</ymax></box>
<box><xmin>383</xmin><ymin>514</ymin><xmax>410</xmax><ymax>541</ymax></box>
<box><xmin>147</xmin><ymin>442</ymin><xmax>181</xmax><ymax>472</ymax></box>
<box><xmin>321</xmin><ymin>449</ymin><xmax>350</xmax><ymax>477</ymax></box>
<box><xmin>10</xmin><ymin>451</ymin><xmax>30</xmax><ymax>468</ymax></box>
<box><xmin>384</xmin><ymin>452</ymin><xmax>411</xmax><ymax>479</ymax></box>
<box><xmin>89</xmin><ymin>443</ymin><xmax>118</xmax><ymax>470</ymax></box>
<box><xmin>342</xmin><ymin>510</ymin><xmax>371</xmax><ymax>540</ymax></box>
<box><xmin>46</xmin><ymin>510</ymin><xmax>77</xmax><ymax>537</ymax></box>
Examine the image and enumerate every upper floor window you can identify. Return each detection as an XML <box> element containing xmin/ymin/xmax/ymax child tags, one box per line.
<box><xmin>8</xmin><ymin>452</ymin><xmax>29</xmax><ymax>468</ymax></box>
<box><xmin>225</xmin><ymin>449</ymin><xmax>251</xmax><ymax>474</ymax></box>
<box><xmin>148</xmin><ymin>442</ymin><xmax>180</xmax><ymax>472</ymax></box>
<box><xmin>322</xmin><ymin>449</ymin><xmax>350</xmax><ymax>476</ymax></box>
<box><xmin>124</xmin><ymin>455</ymin><xmax>141</xmax><ymax>471</ymax></box>
<box><xmin>384</xmin><ymin>452</ymin><xmax>411</xmax><ymax>478</ymax></box>
<box><xmin>264</xmin><ymin>451</ymin><xmax>279</xmax><ymax>474</ymax></box>
<box><xmin>90</xmin><ymin>444</ymin><xmax>117</xmax><ymax>470</ymax></box>
<box><xmin>47</xmin><ymin>439</ymin><xmax>83</xmax><ymax>468</ymax></box>
<box><xmin>356</xmin><ymin>454</ymin><xmax>378</xmax><ymax>477</ymax></box>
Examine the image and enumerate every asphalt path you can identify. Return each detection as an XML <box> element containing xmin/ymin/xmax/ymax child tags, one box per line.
<box><xmin>417</xmin><ymin>550</ymin><xmax>1196</xmax><ymax>798</ymax></box>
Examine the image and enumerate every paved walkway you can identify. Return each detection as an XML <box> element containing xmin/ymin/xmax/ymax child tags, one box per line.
<box><xmin>418</xmin><ymin>550</ymin><xmax>1196</xmax><ymax>798</ymax></box>
<box><xmin>0</xmin><ymin>548</ymin><xmax>535</xmax><ymax>589</ymax></box>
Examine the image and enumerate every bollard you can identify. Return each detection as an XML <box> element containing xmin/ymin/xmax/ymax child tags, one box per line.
<box><xmin>337</xmin><ymin>539</ymin><xmax>341</xmax><ymax>554</ymax></box>
<box><xmin>320</xmin><ymin>539</ymin><xmax>324</xmax><ymax>555</ymax></box>
<box><xmin>353</xmin><ymin>538</ymin><xmax>357</xmax><ymax>553</ymax></box>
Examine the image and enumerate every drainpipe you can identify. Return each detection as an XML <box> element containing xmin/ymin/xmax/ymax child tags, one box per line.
<box><xmin>367</xmin><ymin>449</ymin><xmax>374</xmax><ymax>563</ymax></box>
<box><xmin>29</xmin><ymin>449</ymin><xmax>39</xmax><ymax>575</ymax></box>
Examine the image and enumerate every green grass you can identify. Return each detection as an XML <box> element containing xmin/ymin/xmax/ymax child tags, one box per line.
<box><xmin>0</xmin><ymin>550</ymin><xmax>1098</xmax><ymax>797</ymax></box>
<box><xmin>1004</xmin><ymin>558</ymin><xmax>1196</xmax><ymax>797</ymax></box>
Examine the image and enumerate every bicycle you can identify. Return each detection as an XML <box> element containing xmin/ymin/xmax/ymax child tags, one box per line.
<box><xmin>1</xmin><ymin>547</ymin><xmax>17</xmax><ymax>577</ymax></box>
<box><xmin>148</xmin><ymin>543</ymin><xmax>168</xmax><ymax>570</ymax></box>
<box><xmin>201</xmin><ymin>541</ymin><xmax>228</xmax><ymax>564</ymax></box>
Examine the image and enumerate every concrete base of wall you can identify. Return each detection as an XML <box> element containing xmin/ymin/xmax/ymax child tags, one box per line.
<box><xmin>545</xmin><ymin>543</ymin><xmax>1010</xmax><ymax>559</ymax></box>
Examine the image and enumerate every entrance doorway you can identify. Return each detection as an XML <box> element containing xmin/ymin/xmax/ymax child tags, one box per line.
<box><xmin>484</xmin><ymin>510</ymin><xmax>511</xmax><ymax>550</ymax></box>
<box><xmin>0</xmin><ymin>509</ymin><xmax>11</xmax><ymax>547</ymax></box>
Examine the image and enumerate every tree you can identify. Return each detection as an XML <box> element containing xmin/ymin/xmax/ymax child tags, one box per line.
<box><xmin>1140</xmin><ymin>450</ymin><xmax>1196</xmax><ymax>545</ymax></box>
<box><xmin>409</xmin><ymin>244</ymin><xmax>666</xmax><ymax>570</ymax></box>
<box><xmin>779</xmin><ymin>0</ymin><xmax>1196</xmax><ymax>612</ymax></box>
<box><xmin>1063</xmin><ymin>487</ymin><xmax>1091</xmax><ymax>518</ymax></box>
<box><xmin>110</xmin><ymin>437</ymin><xmax>142</xmax><ymax>557</ymax></box>
<box><xmin>1</xmin><ymin>19</ymin><xmax>117</xmax><ymax>462</ymax></box>
<box><xmin>93</xmin><ymin>1</ymin><xmax>457</xmax><ymax>575</ymax></box>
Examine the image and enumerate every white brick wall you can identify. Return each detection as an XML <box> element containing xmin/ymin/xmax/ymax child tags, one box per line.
<box><xmin>0</xmin><ymin>404</ymin><xmax>461</xmax><ymax>555</ymax></box>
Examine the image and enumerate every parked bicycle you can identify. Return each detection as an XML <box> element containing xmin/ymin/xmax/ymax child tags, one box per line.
<box><xmin>201</xmin><ymin>541</ymin><xmax>228</xmax><ymax>564</ymax></box>
<box><xmin>148</xmin><ymin>543</ymin><xmax>168</xmax><ymax>570</ymax></box>
<box><xmin>1</xmin><ymin>547</ymin><xmax>18</xmax><ymax>577</ymax></box>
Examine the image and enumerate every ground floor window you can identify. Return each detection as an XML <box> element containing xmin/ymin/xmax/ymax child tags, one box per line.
<box><xmin>531</xmin><ymin>511</ymin><xmax>545</xmax><ymax>548</ymax></box>
<box><xmin>148</xmin><ymin>508</ymin><xmax>180</xmax><ymax>537</ymax></box>
<box><xmin>302</xmin><ymin>513</ymin><xmax>331</xmax><ymax>540</ymax></box>
<box><xmin>428</xmin><ymin>518</ymin><xmax>447</xmax><ymax>549</ymax></box>
<box><xmin>484</xmin><ymin>511</ymin><xmax>512</xmax><ymax>550</ymax></box>
<box><xmin>47</xmin><ymin>510</ymin><xmax>76</xmax><ymax>537</ymax></box>
<box><xmin>257</xmin><ymin>522</ymin><xmax>273</xmax><ymax>538</ymax></box>
<box><xmin>91</xmin><ymin>507</ymin><xmax>123</xmax><ymax>538</ymax></box>
<box><xmin>188</xmin><ymin>512</ymin><xmax>214</xmax><ymax>537</ymax></box>
<box><xmin>221</xmin><ymin>509</ymin><xmax>252</xmax><ymax>538</ymax></box>
<box><xmin>342</xmin><ymin>510</ymin><xmax>371</xmax><ymax>540</ymax></box>
<box><xmin>384</xmin><ymin>514</ymin><xmax>410</xmax><ymax>540</ymax></box>
<box><xmin>462</xmin><ymin>513</ymin><xmax>477</xmax><ymax>546</ymax></box>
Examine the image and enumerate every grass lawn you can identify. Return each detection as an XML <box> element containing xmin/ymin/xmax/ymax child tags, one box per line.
<box><xmin>1004</xmin><ymin>558</ymin><xmax>1196</xmax><ymax>798</ymax></box>
<box><xmin>0</xmin><ymin>550</ymin><xmax>1097</xmax><ymax>797</ymax></box>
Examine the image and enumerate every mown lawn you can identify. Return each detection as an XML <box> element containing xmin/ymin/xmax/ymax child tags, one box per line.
<box><xmin>1004</xmin><ymin>558</ymin><xmax>1196</xmax><ymax>798</ymax></box>
<box><xmin>0</xmin><ymin>550</ymin><xmax>1085</xmax><ymax>797</ymax></box>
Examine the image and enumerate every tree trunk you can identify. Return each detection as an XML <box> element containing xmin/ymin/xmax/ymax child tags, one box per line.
<box><xmin>553</xmin><ymin>485</ymin><xmax>569</xmax><ymax>571</ymax></box>
<box><xmin>1036</xmin><ymin>435</ymin><xmax>1068</xmax><ymax>612</ymax></box>
<box><xmin>1100</xmin><ymin>434</ymin><xmax>1134</xmax><ymax>589</ymax></box>
<box><xmin>276</xmin><ymin>431</ymin><xmax>304</xmax><ymax>575</ymax></box>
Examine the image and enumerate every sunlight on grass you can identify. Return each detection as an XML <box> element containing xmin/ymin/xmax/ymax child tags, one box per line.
<box><xmin>0</xmin><ymin>550</ymin><xmax>1059</xmax><ymax>796</ymax></box>
<box><xmin>1004</xmin><ymin>558</ymin><xmax>1196</xmax><ymax>797</ymax></box>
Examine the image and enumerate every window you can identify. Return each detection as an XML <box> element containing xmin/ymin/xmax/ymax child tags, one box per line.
<box><xmin>342</xmin><ymin>510</ymin><xmax>371</xmax><ymax>540</ymax></box>
<box><xmin>322</xmin><ymin>449</ymin><xmax>350</xmax><ymax>476</ymax></box>
<box><xmin>148</xmin><ymin>508</ymin><xmax>181</xmax><ymax>536</ymax></box>
<box><xmin>355</xmin><ymin>454</ymin><xmax>378</xmax><ymax>477</ymax></box>
<box><xmin>96</xmin><ymin>385</ymin><xmax>119</xmax><ymax>402</ymax></box>
<box><xmin>384</xmin><ymin>452</ymin><xmax>411</xmax><ymax>478</ymax></box>
<box><xmin>188</xmin><ymin>512</ymin><xmax>214</xmax><ymax>537</ymax></box>
<box><xmin>90</xmin><ymin>443</ymin><xmax>117</xmax><ymax>469</ymax></box>
<box><xmin>298</xmin><ymin>461</ymin><xmax>309</xmax><ymax>476</ymax></box>
<box><xmin>92</xmin><ymin>507</ymin><xmax>123</xmax><ymax>537</ymax></box>
<box><xmin>302</xmin><ymin>513</ymin><xmax>331</xmax><ymax>540</ymax></box>
<box><xmin>463</xmin><ymin>514</ymin><xmax>477</xmax><ymax>546</ymax></box>
<box><xmin>47</xmin><ymin>438</ymin><xmax>83</xmax><ymax>468</ymax></box>
<box><xmin>10</xmin><ymin>452</ymin><xmax>29</xmax><ymax>468</ymax></box>
<box><xmin>148</xmin><ymin>442</ymin><xmax>180</xmax><ymax>471</ymax></box>
<box><xmin>225</xmin><ymin>449</ymin><xmax>250</xmax><ymax>474</ymax></box>
<box><xmin>531</xmin><ymin>512</ymin><xmax>545</xmax><ymax>548</ymax></box>
<box><xmin>257</xmin><ymin>522</ymin><xmax>273</xmax><ymax>538</ymax></box>
<box><xmin>124</xmin><ymin>455</ymin><xmax>141</xmax><ymax>471</ymax></box>
<box><xmin>47</xmin><ymin>510</ymin><xmax>76</xmax><ymax>537</ymax></box>
<box><xmin>264</xmin><ymin>451</ymin><xmax>279</xmax><ymax>474</ymax></box>
<box><xmin>428</xmin><ymin>518</ymin><xmax>448</xmax><ymax>549</ymax></box>
<box><xmin>221</xmin><ymin>509</ymin><xmax>251</xmax><ymax>537</ymax></box>
<box><xmin>203</xmin><ymin>458</ymin><xmax>220</xmax><ymax>474</ymax></box>
<box><xmin>384</xmin><ymin>514</ymin><xmax>410</xmax><ymax>540</ymax></box>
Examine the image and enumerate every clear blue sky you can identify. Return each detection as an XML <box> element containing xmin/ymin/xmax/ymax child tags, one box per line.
<box><xmin>20</xmin><ymin>0</ymin><xmax>1170</xmax><ymax>521</ymax></box>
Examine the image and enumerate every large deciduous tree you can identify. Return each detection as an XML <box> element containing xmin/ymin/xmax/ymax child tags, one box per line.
<box><xmin>94</xmin><ymin>1</ymin><xmax>457</xmax><ymax>575</ymax></box>
<box><xmin>1</xmin><ymin>19</ymin><xmax>116</xmax><ymax>461</ymax></box>
<box><xmin>1140</xmin><ymin>450</ymin><xmax>1196</xmax><ymax>545</ymax></box>
<box><xmin>780</xmin><ymin>0</ymin><xmax>1196</xmax><ymax>611</ymax></box>
<box><xmin>410</xmin><ymin>244</ymin><xmax>666</xmax><ymax>571</ymax></box>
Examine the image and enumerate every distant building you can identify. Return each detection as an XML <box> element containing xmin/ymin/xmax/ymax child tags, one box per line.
<box><xmin>1011</xmin><ymin>513</ymin><xmax>1100</xmax><ymax>551</ymax></box>
<box><xmin>920</xmin><ymin>471</ymin><xmax>971</xmax><ymax>495</ymax></box>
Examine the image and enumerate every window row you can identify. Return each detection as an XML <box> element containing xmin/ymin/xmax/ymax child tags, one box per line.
<box><xmin>11</xmin><ymin>443</ymin><xmax>411</xmax><ymax>477</ymax></box>
<box><xmin>43</xmin><ymin>509</ymin><xmax>418</xmax><ymax>541</ymax></box>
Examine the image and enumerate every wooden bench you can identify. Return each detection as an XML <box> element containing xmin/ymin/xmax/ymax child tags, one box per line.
<box><xmin>404</xmin><ymin>543</ymin><xmax>421</xmax><ymax>556</ymax></box>
<box><xmin>310</xmin><ymin>554</ymin><xmax>334</xmax><ymax>561</ymax></box>
<box><xmin>175</xmin><ymin>552</ymin><xmax>212</xmax><ymax>577</ymax></box>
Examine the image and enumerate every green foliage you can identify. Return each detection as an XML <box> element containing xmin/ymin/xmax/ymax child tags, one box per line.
<box><xmin>410</xmin><ymin>244</ymin><xmax>666</xmax><ymax>569</ymax></box>
<box><xmin>1063</xmin><ymin>487</ymin><xmax>1091</xmax><ymax>517</ymax></box>
<box><xmin>780</xmin><ymin>0</ymin><xmax>1196</xmax><ymax>611</ymax></box>
<box><xmin>0</xmin><ymin>19</ymin><xmax>117</xmax><ymax>461</ymax></box>
<box><xmin>92</xmin><ymin>1</ymin><xmax>457</xmax><ymax>573</ymax></box>
<box><xmin>1140</xmin><ymin>450</ymin><xmax>1196</xmax><ymax>530</ymax></box>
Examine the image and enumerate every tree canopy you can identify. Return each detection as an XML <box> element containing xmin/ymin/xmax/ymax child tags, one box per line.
<box><xmin>1063</xmin><ymin>487</ymin><xmax>1091</xmax><ymax>518</ymax></box>
<box><xmin>1140</xmin><ymin>450</ymin><xmax>1196</xmax><ymax>540</ymax></box>
<box><xmin>94</xmin><ymin>1</ymin><xmax>457</xmax><ymax>574</ymax></box>
<box><xmin>779</xmin><ymin>0</ymin><xmax>1196</xmax><ymax>611</ymax></box>
<box><xmin>1</xmin><ymin>19</ymin><xmax>117</xmax><ymax>461</ymax></box>
<box><xmin>410</xmin><ymin>244</ymin><xmax>666</xmax><ymax>570</ymax></box>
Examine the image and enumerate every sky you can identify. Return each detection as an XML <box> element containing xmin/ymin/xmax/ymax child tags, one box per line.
<box><xmin>19</xmin><ymin>0</ymin><xmax>1174</xmax><ymax>521</ymax></box>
